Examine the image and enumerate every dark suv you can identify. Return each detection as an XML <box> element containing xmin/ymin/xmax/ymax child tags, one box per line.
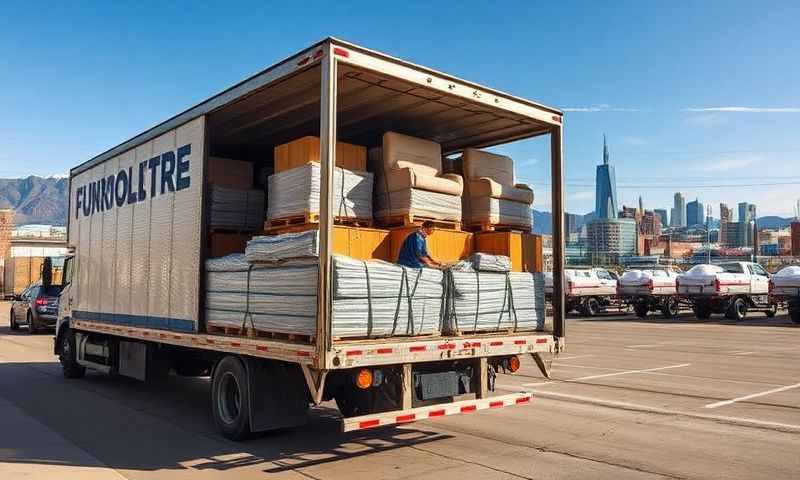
<box><xmin>9</xmin><ymin>283</ymin><xmax>62</xmax><ymax>333</ymax></box>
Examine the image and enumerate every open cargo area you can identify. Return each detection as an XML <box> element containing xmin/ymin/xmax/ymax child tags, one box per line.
<box><xmin>67</xmin><ymin>39</ymin><xmax>567</xmax><ymax>364</ymax></box>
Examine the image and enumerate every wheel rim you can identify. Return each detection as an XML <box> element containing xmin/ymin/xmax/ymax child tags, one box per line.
<box><xmin>668</xmin><ymin>299</ymin><xmax>678</xmax><ymax>316</ymax></box>
<box><xmin>218</xmin><ymin>371</ymin><xmax>242</xmax><ymax>425</ymax></box>
<box><xmin>62</xmin><ymin>334</ymin><xmax>71</xmax><ymax>357</ymax></box>
<box><xmin>737</xmin><ymin>301</ymin><xmax>746</xmax><ymax>318</ymax></box>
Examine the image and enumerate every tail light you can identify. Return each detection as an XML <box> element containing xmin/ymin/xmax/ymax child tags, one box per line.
<box><xmin>769</xmin><ymin>280</ymin><xmax>774</xmax><ymax>293</ymax></box>
<box><xmin>507</xmin><ymin>356</ymin><xmax>521</xmax><ymax>373</ymax></box>
<box><xmin>35</xmin><ymin>298</ymin><xmax>47</xmax><ymax>306</ymax></box>
<box><xmin>355</xmin><ymin>369</ymin><xmax>373</xmax><ymax>389</ymax></box>
<box><xmin>647</xmin><ymin>278</ymin><xmax>654</xmax><ymax>292</ymax></box>
<box><xmin>715</xmin><ymin>278</ymin><xmax>721</xmax><ymax>292</ymax></box>
<box><xmin>567</xmin><ymin>281</ymin><xmax>575</xmax><ymax>295</ymax></box>
<box><xmin>675</xmin><ymin>278</ymin><xmax>680</xmax><ymax>289</ymax></box>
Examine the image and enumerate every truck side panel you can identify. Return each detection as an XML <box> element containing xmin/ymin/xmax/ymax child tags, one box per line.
<box><xmin>69</xmin><ymin>116</ymin><xmax>206</xmax><ymax>332</ymax></box>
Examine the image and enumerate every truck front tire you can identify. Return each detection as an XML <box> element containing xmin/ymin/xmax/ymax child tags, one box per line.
<box><xmin>661</xmin><ymin>297</ymin><xmax>679</xmax><ymax>318</ymax></box>
<box><xmin>633</xmin><ymin>302</ymin><xmax>649</xmax><ymax>318</ymax></box>
<box><xmin>789</xmin><ymin>304</ymin><xmax>800</xmax><ymax>324</ymax></box>
<box><xmin>212</xmin><ymin>356</ymin><xmax>251</xmax><ymax>441</ymax></box>
<box><xmin>9</xmin><ymin>310</ymin><xmax>19</xmax><ymax>331</ymax></box>
<box><xmin>59</xmin><ymin>328</ymin><xmax>86</xmax><ymax>379</ymax></box>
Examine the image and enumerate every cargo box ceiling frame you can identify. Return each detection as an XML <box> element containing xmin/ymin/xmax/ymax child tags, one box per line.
<box><xmin>72</xmin><ymin>38</ymin><xmax>567</xmax><ymax>365</ymax></box>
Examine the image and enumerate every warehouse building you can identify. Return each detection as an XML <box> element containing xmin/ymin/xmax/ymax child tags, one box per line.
<box><xmin>586</xmin><ymin>218</ymin><xmax>637</xmax><ymax>265</ymax></box>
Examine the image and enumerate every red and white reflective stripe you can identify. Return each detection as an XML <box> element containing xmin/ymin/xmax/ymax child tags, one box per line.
<box><xmin>343</xmin><ymin>392</ymin><xmax>533</xmax><ymax>432</ymax></box>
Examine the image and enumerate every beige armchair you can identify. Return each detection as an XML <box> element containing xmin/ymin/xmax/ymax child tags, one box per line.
<box><xmin>462</xmin><ymin>148</ymin><xmax>533</xmax><ymax>229</ymax></box>
<box><xmin>370</xmin><ymin>132</ymin><xmax>464</xmax><ymax>223</ymax></box>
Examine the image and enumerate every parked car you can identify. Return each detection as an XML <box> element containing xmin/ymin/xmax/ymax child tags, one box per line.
<box><xmin>544</xmin><ymin>268</ymin><xmax>618</xmax><ymax>317</ymax></box>
<box><xmin>617</xmin><ymin>267</ymin><xmax>680</xmax><ymax>318</ymax></box>
<box><xmin>9</xmin><ymin>282</ymin><xmax>62</xmax><ymax>333</ymax></box>
<box><xmin>770</xmin><ymin>265</ymin><xmax>800</xmax><ymax>324</ymax></box>
<box><xmin>676</xmin><ymin>262</ymin><xmax>776</xmax><ymax>320</ymax></box>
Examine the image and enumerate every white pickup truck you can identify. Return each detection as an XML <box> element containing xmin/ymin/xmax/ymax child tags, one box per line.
<box><xmin>545</xmin><ymin>268</ymin><xmax>618</xmax><ymax>317</ymax></box>
<box><xmin>677</xmin><ymin>262</ymin><xmax>776</xmax><ymax>320</ymax></box>
<box><xmin>770</xmin><ymin>266</ymin><xmax>800</xmax><ymax>324</ymax></box>
<box><xmin>617</xmin><ymin>267</ymin><xmax>680</xmax><ymax>318</ymax></box>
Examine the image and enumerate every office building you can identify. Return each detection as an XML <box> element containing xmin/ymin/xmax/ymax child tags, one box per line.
<box><xmin>654</xmin><ymin>209</ymin><xmax>669</xmax><ymax>228</ymax></box>
<box><xmin>719</xmin><ymin>203</ymin><xmax>733</xmax><ymax>245</ymax></box>
<box><xmin>686</xmin><ymin>198</ymin><xmax>704</xmax><ymax>227</ymax></box>
<box><xmin>564</xmin><ymin>213</ymin><xmax>578</xmax><ymax>235</ymax></box>
<box><xmin>595</xmin><ymin>135</ymin><xmax>618</xmax><ymax>220</ymax></box>
<box><xmin>587</xmin><ymin>218</ymin><xmax>638</xmax><ymax>265</ymax></box>
<box><xmin>792</xmin><ymin>222</ymin><xmax>800</xmax><ymax>257</ymax></box>
<box><xmin>670</xmin><ymin>192</ymin><xmax>686</xmax><ymax>228</ymax></box>
<box><xmin>737</xmin><ymin>203</ymin><xmax>757</xmax><ymax>248</ymax></box>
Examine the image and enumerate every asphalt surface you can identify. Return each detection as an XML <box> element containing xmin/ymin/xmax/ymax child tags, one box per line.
<box><xmin>1</xmin><ymin>301</ymin><xmax>799</xmax><ymax>479</ymax></box>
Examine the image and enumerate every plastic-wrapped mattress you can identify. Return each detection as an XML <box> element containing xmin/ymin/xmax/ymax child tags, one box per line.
<box><xmin>465</xmin><ymin>197</ymin><xmax>532</xmax><ymax>228</ymax></box>
<box><xmin>267</xmin><ymin>163</ymin><xmax>373</xmax><ymax>221</ymax></box>
<box><xmin>209</xmin><ymin>186</ymin><xmax>265</xmax><ymax>231</ymax></box>
<box><xmin>245</xmin><ymin>230</ymin><xmax>319</xmax><ymax>263</ymax></box>
<box><xmin>204</xmin><ymin>254</ymin><xmax>443</xmax><ymax>338</ymax></box>
<box><xmin>773</xmin><ymin>266</ymin><xmax>800</xmax><ymax>287</ymax></box>
<box><xmin>444</xmin><ymin>271</ymin><xmax>545</xmax><ymax>333</ymax></box>
<box><xmin>374</xmin><ymin>188</ymin><xmax>462</xmax><ymax>222</ymax></box>
<box><xmin>469</xmin><ymin>253</ymin><xmax>511</xmax><ymax>272</ymax></box>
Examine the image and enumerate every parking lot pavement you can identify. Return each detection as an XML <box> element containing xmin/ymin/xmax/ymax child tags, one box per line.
<box><xmin>0</xmin><ymin>301</ymin><xmax>798</xmax><ymax>479</ymax></box>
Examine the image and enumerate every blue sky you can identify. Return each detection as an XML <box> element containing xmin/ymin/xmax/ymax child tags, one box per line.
<box><xmin>2</xmin><ymin>1</ymin><xmax>799</xmax><ymax>217</ymax></box>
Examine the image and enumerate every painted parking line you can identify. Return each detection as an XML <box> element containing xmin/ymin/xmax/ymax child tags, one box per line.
<box><xmin>521</xmin><ymin>363</ymin><xmax>692</xmax><ymax>387</ymax></box>
<box><xmin>570</xmin><ymin>363</ymin><xmax>692</xmax><ymax>382</ymax></box>
<box><xmin>729</xmin><ymin>351</ymin><xmax>756</xmax><ymax>356</ymax></box>
<box><xmin>552</xmin><ymin>354</ymin><xmax>595</xmax><ymax>361</ymax></box>
<box><xmin>704</xmin><ymin>382</ymin><xmax>800</xmax><ymax>409</ymax></box>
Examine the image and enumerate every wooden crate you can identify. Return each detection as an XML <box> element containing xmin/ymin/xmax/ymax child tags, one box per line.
<box><xmin>388</xmin><ymin>227</ymin><xmax>473</xmax><ymax>263</ymax></box>
<box><xmin>207</xmin><ymin>156</ymin><xmax>254</xmax><ymax>189</ymax></box>
<box><xmin>274</xmin><ymin>136</ymin><xmax>367</xmax><ymax>172</ymax></box>
<box><xmin>473</xmin><ymin>232</ymin><xmax>543</xmax><ymax>272</ymax></box>
<box><xmin>209</xmin><ymin>232</ymin><xmax>253</xmax><ymax>257</ymax></box>
<box><xmin>333</xmin><ymin>225</ymin><xmax>391</xmax><ymax>261</ymax></box>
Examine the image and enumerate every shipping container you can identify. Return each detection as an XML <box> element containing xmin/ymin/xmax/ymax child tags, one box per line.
<box><xmin>56</xmin><ymin>38</ymin><xmax>567</xmax><ymax>439</ymax></box>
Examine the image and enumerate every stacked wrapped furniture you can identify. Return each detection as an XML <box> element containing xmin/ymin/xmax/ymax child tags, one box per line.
<box><xmin>444</xmin><ymin>255</ymin><xmax>546</xmax><ymax>334</ymax></box>
<box><xmin>370</xmin><ymin>132</ymin><xmax>463</xmax><ymax>224</ymax></box>
<box><xmin>266</xmin><ymin>163</ymin><xmax>373</xmax><ymax>222</ymax></box>
<box><xmin>461</xmin><ymin>149</ymin><xmax>533</xmax><ymax>230</ymax></box>
<box><xmin>209</xmin><ymin>186</ymin><xmax>265</xmax><ymax>231</ymax></box>
<box><xmin>205</xmin><ymin>230</ymin><xmax>444</xmax><ymax>338</ymax></box>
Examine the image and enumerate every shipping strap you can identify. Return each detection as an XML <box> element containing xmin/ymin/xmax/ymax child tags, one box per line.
<box><xmin>240</xmin><ymin>264</ymin><xmax>256</xmax><ymax>332</ymax></box>
<box><xmin>495</xmin><ymin>272</ymin><xmax>519</xmax><ymax>331</ymax></box>
<box><xmin>472</xmin><ymin>270</ymin><xmax>481</xmax><ymax>332</ymax></box>
<box><xmin>389</xmin><ymin>267</ymin><xmax>408</xmax><ymax>336</ymax></box>
<box><xmin>362</xmin><ymin>260</ymin><xmax>374</xmax><ymax>337</ymax></box>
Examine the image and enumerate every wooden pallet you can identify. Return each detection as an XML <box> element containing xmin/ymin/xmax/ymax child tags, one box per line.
<box><xmin>206</xmin><ymin>324</ymin><xmax>314</xmax><ymax>344</ymax></box>
<box><xmin>377</xmin><ymin>214</ymin><xmax>461</xmax><ymax>231</ymax></box>
<box><xmin>264</xmin><ymin>213</ymin><xmax>372</xmax><ymax>234</ymax></box>
<box><xmin>465</xmin><ymin>222</ymin><xmax>531</xmax><ymax>233</ymax></box>
<box><xmin>209</xmin><ymin>227</ymin><xmax>261</xmax><ymax>235</ymax></box>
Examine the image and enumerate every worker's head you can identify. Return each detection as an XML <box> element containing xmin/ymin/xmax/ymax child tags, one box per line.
<box><xmin>421</xmin><ymin>220</ymin><xmax>435</xmax><ymax>237</ymax></box>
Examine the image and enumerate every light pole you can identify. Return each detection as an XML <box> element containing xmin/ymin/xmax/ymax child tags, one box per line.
<box><xmin>706</xmin><ymin>205</ymin><xmax>712</xmax><ymax>264</ymax></box>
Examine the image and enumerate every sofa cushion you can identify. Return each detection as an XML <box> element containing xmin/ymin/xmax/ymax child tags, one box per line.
<box><xmin>377</xmin><ymin>167</ymin><xmax>463</xmax><ymax>196</ymax></box>
<box><xmin>382</xmin><ymin>131</ymin><xmax>442</xmax><ymax>178</ymax></box>
<box><xmin>468</xmin><ymin>178</ymin><xmax>533</xmax><ymax>204</ymax></box>
<box><xmin>462</xmin><ymin>148</ymin><xmax>515</xmax><ymax>186</ymax></box>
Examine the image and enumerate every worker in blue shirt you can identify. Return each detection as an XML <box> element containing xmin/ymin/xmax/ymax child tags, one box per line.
<box><xmin>397</xmin><ymin>221</ymin><xmax>443</xmax><ymax>269</ymax></box>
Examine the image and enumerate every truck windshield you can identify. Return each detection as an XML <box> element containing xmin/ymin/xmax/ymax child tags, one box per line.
<box><xmin>719</xmin><ymin>263</ymin><xmax>744</xmax><ymax>274</ymax></box>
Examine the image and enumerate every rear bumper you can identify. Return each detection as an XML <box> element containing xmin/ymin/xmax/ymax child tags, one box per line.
<box><xmin>342</xmin><ymin>391</ymin><xmax>533</xmax><ymax>432</ymax></box>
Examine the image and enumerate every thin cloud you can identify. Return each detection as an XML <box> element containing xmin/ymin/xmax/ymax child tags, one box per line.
<box><xmin>693</xmin><ymin>156</ymin><xmax>759</xmax><ymax>172</ymax></box>
<box><xmin>685</xmin><ymin>107</ymin><xmax>800</xmax><ymax>113</ymax></box>
<box><xmin>562</xmin><ymin>104</ymin><xmax>640</xmax><ymax>112</ymax></box>
<box><xmin>569</xmin><ymin>190</ymin><xmax>594</xmax><ymax>200</ymax></box>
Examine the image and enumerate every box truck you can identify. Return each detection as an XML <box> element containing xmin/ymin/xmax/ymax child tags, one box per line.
<box><xmin>55</xmin><ymin>38</ymin><xmax>568</xmax><ymax>439</ymax></box>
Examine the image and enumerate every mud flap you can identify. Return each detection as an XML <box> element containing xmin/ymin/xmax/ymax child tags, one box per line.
<box><xmin>243</xmin><ymin>357</ymin><xmax>310</xmax><ymax>432</ymax></box>
<box><xmin>532</xmin><ymin>352</ymin><xmax>552</xmax><ymax>379</ymax></box>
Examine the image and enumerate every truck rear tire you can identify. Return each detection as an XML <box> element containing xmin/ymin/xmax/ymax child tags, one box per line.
<box><xmin>790</xmin><ymin>306</ymin><xmax>800</xmax><ymax>324</ymax></box>
<box><xmin>726</xmin><ymin>298</ymin><xmax>747</xmax><ymax>321</ymax></box>
<box><xmin>661</xmin><ymin>297</ymin><xmax>679</xmax><ymax>318</ymax></box>
<box><xmin>212</xmin><ymin>356</ymin><xmax>251</xmax><ymax>441</ymax></box>
<box><xmin>582</xmin><ymin>298</ymin><xmax>600</xmax><ymax>317</ymax></box>
<box><xmin>633</xmin><ymin>302</ymin><xmax>649</xmax><ymax>318</ymax></box>
<box><xmin>59</xmin><ymin>328</ymin><xmax>86</xmax><ymax>379</ymax></box>
<box><xmin>692</xmin><ymin>303</ymin><xmax>711</xmax><ymax>320</ymax></box>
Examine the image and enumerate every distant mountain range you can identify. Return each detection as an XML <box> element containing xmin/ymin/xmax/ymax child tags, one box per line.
<box><xmin>532</xmin><ymin>209</ymin><xmax>795</xmax><ymax>235</ymax></box>
<box><xmin>0</xmin><ymin>176</ymin><xmax>68</xmax><ymax>225</ymax></box>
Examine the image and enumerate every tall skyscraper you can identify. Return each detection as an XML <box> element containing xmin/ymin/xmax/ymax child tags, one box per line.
<box><xmin>736</xmin><ymin>202</ymin><xmax>757</xmax><ymax>248</ymax></box>
<box><xmin>595</xmin><ymin>135</ymin><xmax>618</xmax><ymax>220</ymax></box>
<box><xmin>719</xmin><ymin>203</ymin><xmax>732</xmax><ymax>245</ymax></box>
<box><xmin>654</xmin><ymin>209</ymin><xmax>669</xmax><ymax>228</ymax></box>
<box><xmin>670</xmin><ymin>192</ymin><xmax>686</xmax><ymax>228</ymax></box>
<box><xmin>686</xmin><ymin>198</ymin><xmax>704</xmax><ymax>227</ymax></box>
